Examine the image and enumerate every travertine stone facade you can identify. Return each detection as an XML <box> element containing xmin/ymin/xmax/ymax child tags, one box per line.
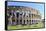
<box><xmin>7</xmin><ymin>6</ymin><xmax>41</xmax><ymax>25</ymax></box>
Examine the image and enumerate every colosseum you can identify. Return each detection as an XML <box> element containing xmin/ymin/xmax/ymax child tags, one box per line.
<box><xmin>7</xmin><ymin>6</ymin><xmax>41</xmax><ymax>25</ymax></box>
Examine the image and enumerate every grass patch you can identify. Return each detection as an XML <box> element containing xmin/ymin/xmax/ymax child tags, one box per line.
<box><xmin>8</xmin><ymin>22</ymin><xmax>44</xmax><ymax>30</ymax></box>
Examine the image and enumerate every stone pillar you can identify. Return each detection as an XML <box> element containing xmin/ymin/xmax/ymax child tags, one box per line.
<box><xmin>25</xmin><ymin>19</ymin><xmax>27</xmax><ymax>25</ymax></box>
<box><xmin>8</xmin><ymin>16</ymin><xmax>12</xmax><ymax>25</ymax></box>
<box><xmin>28</xmin><ymin>14</ymin><xmax>30</xmax><ymax>25</ymax></box>
<box><xmin>22</xmin><ymin>15</ymin><xmax>24</xmax><ymax>24</ymax></box>
<box><xmin>14</xmin><ymin>16</ymin><xmax>16</xmax><ymax>25</ymax></box>
<box><xmin>18</xmin><ymin>14</ymin><xmax>20</xmax><ymax>25</ymax></box>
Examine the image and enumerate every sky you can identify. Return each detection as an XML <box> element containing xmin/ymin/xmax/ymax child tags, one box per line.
<box><xmin>7</xmin><ymin>1</ymin><xmax>44</xmax><ymax>19</ymax></box>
